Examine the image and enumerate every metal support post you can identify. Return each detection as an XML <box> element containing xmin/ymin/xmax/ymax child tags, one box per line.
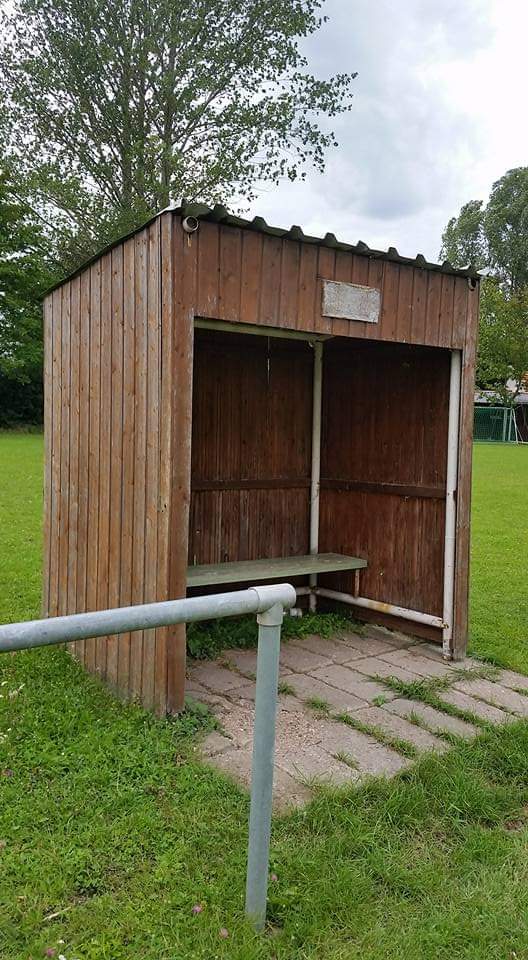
<box><xmin>244</xmin><ymin>601</ymin><xmax>283</xmax><ymax>930</ymax></box>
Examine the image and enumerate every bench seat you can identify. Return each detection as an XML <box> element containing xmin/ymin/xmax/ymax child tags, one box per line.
<box><xmin>186</xmin><ymin>552</ymin><xmax>366</xmax><ymax>589</ymax></box>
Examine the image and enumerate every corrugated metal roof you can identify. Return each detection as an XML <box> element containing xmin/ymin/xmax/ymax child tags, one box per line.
<box><xmin>46</xmin><ymin>200</ymin><xmax>481</xmax><ymax>294</ymax></box>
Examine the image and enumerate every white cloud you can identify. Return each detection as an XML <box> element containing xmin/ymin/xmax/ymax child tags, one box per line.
<box><xmin>248</xmin><ymin>0</ymin><xmax>528</xmax><ymax>261</ymax></box>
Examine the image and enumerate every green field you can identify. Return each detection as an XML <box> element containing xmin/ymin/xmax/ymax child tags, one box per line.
<box><xmin>1</xmin><ymin>433</ymin><xmax>528</xmax><ymax>960</ymax></box>
<box><xmin>470</xmin><ymin>443</ymin><xmax>528</xmax><ymax>671</ymax></box>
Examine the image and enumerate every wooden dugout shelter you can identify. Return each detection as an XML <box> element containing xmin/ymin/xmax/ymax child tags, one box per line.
<box><xmin>42</xmin><ymin>203</ymin><xmax>480</xmax><ymax>714</ymax></box>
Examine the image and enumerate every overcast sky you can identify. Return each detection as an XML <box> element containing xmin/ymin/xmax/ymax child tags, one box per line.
<box><xmin>248</xmin><ymin>0</ymin><xmax>528</xmax><ymax>263</ymax></box>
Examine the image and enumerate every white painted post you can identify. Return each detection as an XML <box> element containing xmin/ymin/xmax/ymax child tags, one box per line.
<box><xmin>442</xmin><ymin>350</ymin><xmax>462</xmax><ymax>657</ymax></box>
<box><xmin>309</xmin><ymin>340</ymin><xmax>323</xmax><ymax>612</ymax></box>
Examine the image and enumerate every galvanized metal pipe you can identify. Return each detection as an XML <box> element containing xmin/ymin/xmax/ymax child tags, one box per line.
<box><xmin>245</xmin><ymin>602</ymin><xmax>283</xmax><ymax>930</ymax></box>
<box><xmin>309</xmin><ymin>340</ymin><xmax>323</xmax><ymax>612</ymax></box>
<box><xmin>315</xmin><ymin>587</ymin><xmax>446</xmax><ymax>629</ymax></box>
<box><xmin>0</xmin><ymin>584</ymin><xmax>296</xmax><ymax>653</ymax></box>
<box><xmin>442</xmin><ymin>350</ymin><xmax>462</xmax><ymax>656</ymax></box>
<box><xmin>0</xmin><ymin>582</ymin><xmax>297</xmax><ymax>933</ymax></box>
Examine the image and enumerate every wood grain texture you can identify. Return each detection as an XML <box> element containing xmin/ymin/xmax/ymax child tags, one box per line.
<box><xmin>43</xmin><ymin>222</ymin><xmax>173</xmax><ymax>713</ymax></box>
<box><xmin>191</xmin><ymin>220</ymin><xmax>470</xmax><ymax>348</ymax></box>
<box><xmin>319</xmin><ymin>339</ymin><xmax>451</xmax><ymax>623</ymax></box>
<box><xmin>41</xmin><ymin>211</ymin><xmax>478</xmax><ymax>714</ymax></box>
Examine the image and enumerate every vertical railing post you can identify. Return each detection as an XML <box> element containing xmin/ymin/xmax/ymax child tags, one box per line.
<box><xmin>244</xmin><ymin>601</ymin><xmax>283</xmax><ymax>931</ymax></box>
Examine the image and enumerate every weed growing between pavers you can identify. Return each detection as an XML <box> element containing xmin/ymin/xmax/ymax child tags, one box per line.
<box><xmin>336</xmin><ymin>711</ymin><xmax>418</xmax><ymax>760</ymax></box>
<box><xmin>379</xmin><ymin>675</ymin><xmax>496</xmax><ymax>730</ymax></box>
<box><xmin>305</xmin><ymin>696</ymin><xmax>331</xmax><ymax>715</ymax></box>
<box><xmin>187</xmin><ymin>610</ymin><xmax>361</xmax><ymax>659</ymax></box>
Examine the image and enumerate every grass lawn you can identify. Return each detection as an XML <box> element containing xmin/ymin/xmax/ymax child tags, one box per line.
<box><xmin>470</xmin><ymin>443</ymin><xmax>528</xmax><ymax>673</ymax></box>
<box><xmin>1</xmin><ymin>433</ymin><xmax>528</xmax><ymax>960</ymax></box>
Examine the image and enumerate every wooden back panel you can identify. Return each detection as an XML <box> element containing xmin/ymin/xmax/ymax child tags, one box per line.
<box><xmin>189</xmin><ymin>331</ymin><xmax>313</xmax><ymax>567</ymax></box>
<box><xmin>319</xmin><ymin>339</ymin><xmax>450</xmax><ymax>621</ymax></box>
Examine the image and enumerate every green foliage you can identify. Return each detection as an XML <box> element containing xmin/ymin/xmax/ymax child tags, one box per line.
<box><xmin>441</xmin><ymin>199</ymin><xmax>487</xmax><ymax>271</ymax></box>
<box><xmin>441</xmin><ymin>166</ymin><xmax>528</xmax><ymax>291</ymax></box>
<box><xmin>1</xmin><ymin>0</ymin><xmax>356</xmax><ymax>268</ymax></box>
<box><xmin>441</xmin><ymin>167</ymin><xmax>528</xmax><ymax>399</ymax></box>
<box><xmin>187</xmin><ymin>610</ymin><xmax>355</xmax><ymax>659</ymax></box>
<box><xmin>0</xmin><ymin>168</ymin><xmax>56</xmax><ymax>409</ymax></box>
<box><xmin>485</xmin><ymin>167</ymin><xmax>528</xmax><ymax>293</ymax></box>
<box><xmin>476</xmin><ymin>280</ymin><xmax>528</xmax><ymax>402</ymax></box>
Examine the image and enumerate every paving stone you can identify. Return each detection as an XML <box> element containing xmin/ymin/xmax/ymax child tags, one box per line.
<box><xmin>202</xmin><ymin>730</ymin><xmax>234</xmax><ymax>756</ymax></box>
<box><xmin>437</xmin><ymin>688</ymin><xmax>513</xmax><ymax>725</ymax></box>
<box><xmin>227</xmin><ymin>682</ymin><xmax>303</xmax><ymax>714</ymax></box>
<box><xmin>291</xmin><ymin>634</ymin><xmax>365</xmax><ymax>664</ymax></box>
<box><xmin>383</xmin><ymin>698</ymin><xmax>477</xmax><ymax>738</ymax></box>
<box><xmin>276</xmin><ymin>743</ymin><xmax>360</xmax><ymax>787</ymax></box>
<box><xmin>207</xmin><ymin>746</ymin><xmax>312</xmax><ymax>810</ymax></box>
<box><xmin>454</xmin><ymin>678</ymin><xmax>528</xmax><ymax>716</ymax></box>
<box><xmin>497</xmin><ymin>669</ymin><xmax>528</xmax><ymax>692</ymax></box>
<box><xmin>221</xmin><ymin>647</ymin><xmax>293</xmax><ymax>678</ymax></box>
<box><xmin>185</xmin><ymin>685</ymin><xmax>233</xmax><ymax>709</ymax></box>
<box><xmin>352</xmin><ymin>656</ymin><xmax>421</xmax><ymax>683</ymax></box>
<box><xmin>192</xmin><ymin>637</ymin><xmax>523</xmax><ymax>811</ymax></box>
<box><xmin>283</xmin><ymin>673</ymin><xmax>368</xmax><ymax>713</ymax></box>
<box><xmin>377</xmin><ymin>649</ymin><xmax>453</xmax><ymax>678</ymax></box>
<box><xmin>363</xmin><ymin>625</ymin><xmax>415</xmax><ymax>648</ymax></box>
<box><xmin>316</xmin><ymin>719</ymin><xmax>411</xmax><ymax>776</ymax></box>
<box><xmin>206</xmin><ymin>745</ymin><xmax>253</xmax><ymax>782</ymax></box>
<box><xmin>188</xmin><ymin>661</ymin><xmax>248</xmax><ymax>693</ymax></box>
<box><xmin>405</xmin><ymin>642</ymin><xmax>449</xmax><ymax>663</ymax></box>
<box><xmin>406</xmin><ymin>644</ymin><xmax>477</xmax><ymax>672</ymax></box>
<box><xmin>352</xmin><ymin>706</ymin><xmax>447</xmax><ymax>753</ymax></box>
<box><xmin>312</xmin><ymin>664</ymin><xmax>393</xmax><ymax>702</ymax></box>
<box><xmin>220</xmin><ymin>648</ymin><xmax>258</xmax><ymax>676</ymax></box>
<box><xmin>337</xmin><ymin>632</ymin><xmax>397</xmax><ymax>656</ymax></box>
<box><xmin>280</xmin><ymin>644</ymin><xmax>332</xmax><ymax>673</ymax></box>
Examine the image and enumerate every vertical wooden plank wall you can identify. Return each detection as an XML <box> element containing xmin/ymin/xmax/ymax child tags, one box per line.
<box><xmin>43</xmin><ymin>212</ymin><xmax>478</xmax><ymax>714</ymax></box>
<box><xmin>319</xmin><ymin>340</ymin><xmax>450</xmax><ymax>637</ymax></box>
<box><xmin>43</xmin><ymin>216</ymin><xmax>175</xmax><ymax>713</ymax></box>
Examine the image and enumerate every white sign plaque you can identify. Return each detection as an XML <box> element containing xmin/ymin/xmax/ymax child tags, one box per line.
<box><xmin>322</xmin><ymin>279</ymin><xmax>380</xmax><ymax>324</ymax></box>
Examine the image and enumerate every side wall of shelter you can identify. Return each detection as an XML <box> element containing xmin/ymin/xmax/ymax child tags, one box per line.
<box><xmin>42</xmin><ymin>214</ymin><xmax>188</xmax><ymax>714</ymax></box>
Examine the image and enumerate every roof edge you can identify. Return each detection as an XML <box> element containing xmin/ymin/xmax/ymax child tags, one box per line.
<box><xmin>44</xmin><ymin>201</ymin><xmax>481</xmax><ymax>296</ymax></box>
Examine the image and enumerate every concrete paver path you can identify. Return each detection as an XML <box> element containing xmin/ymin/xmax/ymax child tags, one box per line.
<box><xmin>187</xmin><ymin>625</ymin><xmax>527</xmax><ymax>810</ymax></box>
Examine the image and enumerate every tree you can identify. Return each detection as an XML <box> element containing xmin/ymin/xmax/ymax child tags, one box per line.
<box><xmin>0</xmin><ymin>165</ymin><xmax>57</xmax><ymax>424</ymax></box>
<box><xmin>440</xmin><ymin>166</ymin><xmax>528</xmax><ymax>291</ymax></box>
<box><xmin>1</xmin><ymin>0</ymin><xmax>356</xmax><ymax>267</ymax></box>
<box><xmin>441</xmin><ymin>199</ymin><xmax>487</xmax><ymax>272</ymax></box>
<box><xmin>476</xmin><ymin>280</ymin><xmax>528</xmax><ymax>405</ymax></box>
<box><xmin>0</xmin><ymin>167</ymin><xmax>55</xmax><ymax>380</ymax></box>
<box><xmin>442</xmin><ymin>167</ymin><xmax>528</xmax><ymax>406</ymax></box>
<box><xmin>485</xmin><ymin>167</ymin><xmax>528</xmax><ymax>293</ymax></box>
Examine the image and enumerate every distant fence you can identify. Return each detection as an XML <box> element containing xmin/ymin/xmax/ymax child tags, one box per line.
<box><xmin>473</xmin><ymin>405</ymin><xmax>528</xmax><ymax>443</ymax></box>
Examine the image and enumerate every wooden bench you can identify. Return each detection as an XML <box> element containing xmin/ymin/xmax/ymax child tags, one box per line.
<box><xmin>187</xmin><ymin>552</ymin><xmax>366</xmax><ymax>589</ymax></box>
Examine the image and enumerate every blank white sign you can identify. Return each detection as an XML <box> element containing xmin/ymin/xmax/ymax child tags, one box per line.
<box><xmin>322</xmin><ymin>279</ymin><xmax>380</xmax><ymax>324</ymax></box>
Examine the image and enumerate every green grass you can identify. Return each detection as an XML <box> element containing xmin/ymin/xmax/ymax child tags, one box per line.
<box><xmin>470</xmin><ymin>443</ymin><xmax>528</xmax><ymax>672</ymax></box>
<box><xmin>188</xmin><ymin>610</ymin><xmax>359</xmax><ymax>659</ymax></box>
<box><xmin>2</xmin><ymin>435</ymin><xmax>528</xmax><ymax>959</ymax></box>
<box><xmin>0</xmin><ymin>432</ymin><xmax>44</xmax><ymax>624</ymax></box>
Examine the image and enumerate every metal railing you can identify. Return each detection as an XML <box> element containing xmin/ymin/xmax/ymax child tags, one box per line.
<box><xmin>0</xmin><ymin>581</ymin><xmax>297</xmax><ymax>931</ymax></box>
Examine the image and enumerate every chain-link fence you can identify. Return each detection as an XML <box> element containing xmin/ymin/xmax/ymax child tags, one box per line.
<box><xmin>474</xmin><ymin>405</ymin><xmax>517</xmax><ymax>442</ymax></box>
